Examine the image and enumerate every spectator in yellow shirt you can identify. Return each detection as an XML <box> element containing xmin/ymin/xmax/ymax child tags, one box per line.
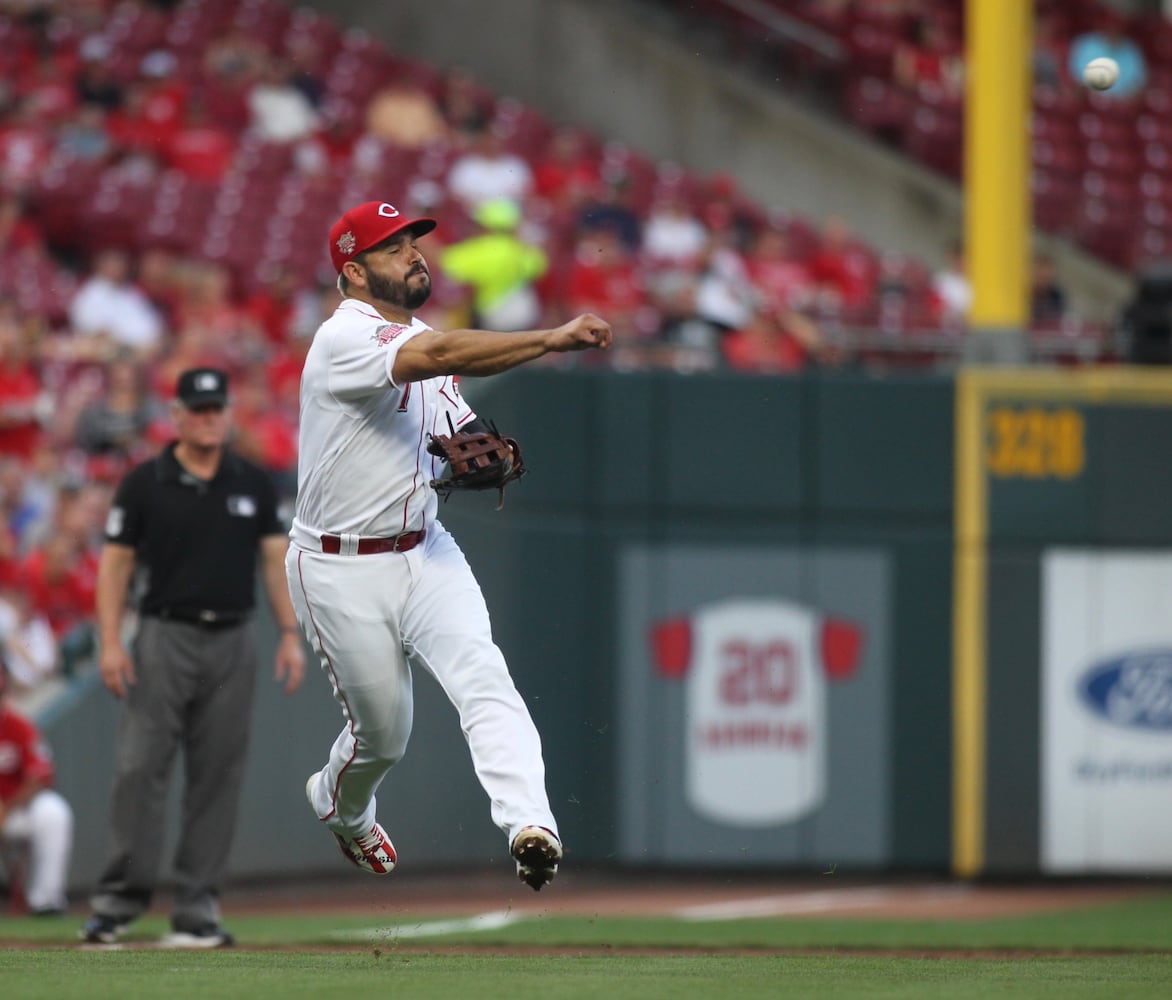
<box><xmin>438</xmin><ymin>199</ymin><xmax>548</xmax><ymax>331</ymax></box>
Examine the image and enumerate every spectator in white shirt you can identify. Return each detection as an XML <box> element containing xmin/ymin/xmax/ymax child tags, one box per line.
<box><xmin>0</xmin><ymin>584</ymin><xmax>57</xmax><ymax>694</ymax></box>
<box><xmin>247</xmin><ymin>56</ymin><xmax>319</xmax><ymax>143</ymax></box>
<box><xmin>67</xmin><ymin>249</ymin><xmax>164</xmax><ymax>362</ymax></box>
<box><xmin>447</xmin><ymin>123</ymin><xmax>534</xmax><ymax>214</ymax></box>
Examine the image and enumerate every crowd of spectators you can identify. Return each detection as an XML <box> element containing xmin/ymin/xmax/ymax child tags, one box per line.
<box><xmin>672</xmin><ymin>0</ymin><xmax>1172</xmax><ymax>275</ymax></box>
<box><xmin>0</xmin><ymin>0</ymin><xmax>1084</xmax><ymax>697</ymax></box>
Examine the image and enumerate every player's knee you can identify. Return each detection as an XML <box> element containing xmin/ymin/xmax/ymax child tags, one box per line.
<box><xmin>370</xmin><ymin>734</ymin><xmax>410</xmax><ymax>766</ymax></box>
<box><xmin>27</xmin><ymin>790</ymin><xmax>73</xmax><ymax>833</ymax></box>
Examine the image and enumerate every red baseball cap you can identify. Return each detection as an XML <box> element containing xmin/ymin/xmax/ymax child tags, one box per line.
<box><xmin>328</xmin><ymin>201</ymin><xmax>437</xmax><ymax>272</ymax></box>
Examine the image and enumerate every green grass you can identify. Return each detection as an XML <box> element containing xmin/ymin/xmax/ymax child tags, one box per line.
<box><xmin>0</xmin><ymin>951</ymin><xmax>1169</xmax><ymax>1000</ymax></box>
<box><xmin>6</xmin><ymin>893</ymin><xmax>1172</xmax><ymax>951</ymax></box>
<box><xmin>1</xmin><ymin>893</ymin><xmax>1170</xmax><ymax>999</ymax></box>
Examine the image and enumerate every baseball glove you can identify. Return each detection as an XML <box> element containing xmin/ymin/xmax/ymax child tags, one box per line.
<box><xmin>427</xmin><ymin>415</ymin><xmax>526</xmax><ymax>510</ymax></box>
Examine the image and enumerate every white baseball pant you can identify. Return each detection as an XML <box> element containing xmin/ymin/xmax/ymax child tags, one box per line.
<box><xmin>2</xmin><ymin>789</ymin><xmax>73</xmax><ymax>911</ymax></box>
<box><xmin>288</xmin><ymin>521</ymin><xmax>558</xmax><ymax>848</ymax></box>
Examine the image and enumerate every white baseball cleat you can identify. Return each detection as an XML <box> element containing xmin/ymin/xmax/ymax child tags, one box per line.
<box><xmin>306</xmin><ymin>771</ymin><xmax>397</xmax><ymax>874</ymax></box>
<box><xmin>333</xmin><ymin>824</ymin><xmax>397</xmax><ymax>874</ymax></box>
<box><xmin>511</xmin><ymin>826</ymin><xmax>562</xmax><ymax>891</ymax></box>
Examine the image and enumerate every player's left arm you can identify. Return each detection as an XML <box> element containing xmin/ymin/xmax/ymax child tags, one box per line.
<box><xmin>259</xmin><ymin>534</ymin><xmax>305</xmax><ymax>694</ymax></box>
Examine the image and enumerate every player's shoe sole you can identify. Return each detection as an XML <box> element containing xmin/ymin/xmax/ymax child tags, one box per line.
<box><xmin>511</xmin><ymin>826</ymin><xmax>562</xmax><ymax>891</ymax></box>
<box><xmin>307</xmin><ymin>771</ymin><xmax>397</xmax><ymax>875</ymax></box>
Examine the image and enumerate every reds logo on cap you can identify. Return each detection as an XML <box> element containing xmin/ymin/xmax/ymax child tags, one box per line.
<box><xmin>328</xmin><ymin>201</ymin><xmax>438</xmax><ymax>272</ymax></box>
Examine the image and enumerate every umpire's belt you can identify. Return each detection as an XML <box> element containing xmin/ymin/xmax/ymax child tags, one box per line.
<box><xmin>319</xmin><ymin>529</ymin><xmax>426</xmax><ymax>556</ymax></box>
<box><xmin>151</xmin><ymin>608</ymin><xmax>250</xmax><ymax>630</ymax></box>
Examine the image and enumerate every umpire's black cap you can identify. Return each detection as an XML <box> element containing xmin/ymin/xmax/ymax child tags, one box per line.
<box><xmin>176</xmin><ymin>367</ymin><xmax>230</xmax><ymax>408</ymax></box>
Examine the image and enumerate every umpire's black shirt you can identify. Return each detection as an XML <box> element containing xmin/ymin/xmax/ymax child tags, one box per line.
<box><xmin>105</xmin><ymin>443</ymin><xmax>284</xmax><ymax>616</ymax></box>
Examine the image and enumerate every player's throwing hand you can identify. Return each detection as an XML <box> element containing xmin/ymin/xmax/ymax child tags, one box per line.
<box><xmin>550</xmin><ymin>313</ymin><xmax>613</xmax><ymax>353</ymax></box>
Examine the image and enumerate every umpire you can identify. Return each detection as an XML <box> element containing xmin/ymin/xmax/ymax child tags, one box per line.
<box><xmin>80</xmin><ymin>367</ymin><xmax>305</xmax><ymax>948</ymax></box>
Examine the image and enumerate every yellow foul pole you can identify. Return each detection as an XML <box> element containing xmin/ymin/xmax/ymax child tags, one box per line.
<box><xmin>964</xmin><ymin>0</ymin><xmax>1032</xmax><ymax>346</ymax></box>
<box><xmin>953</xmin><ymin>0</ymin><xmax>1033</xmax><ymax>879</ymax></box>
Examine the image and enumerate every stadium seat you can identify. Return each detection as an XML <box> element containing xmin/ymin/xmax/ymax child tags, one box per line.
<box><xmin>902</xmin><ymin>106</ymin><xmax>962</xmax><ymax>178</ymax></box>
<box><xmin>1033</xmin><ymin>138</ymin><xmax>1084</xmax><ymax>178</ymax></box>
<box><xmin>1033</xmin><ymin>174</ymin><xmax>1081</xmax><ymax>234</ymax></box>
<box><xmin>1085</xmin><ymin>142</ymin><xmax>1140</xmax><ymax>181</ymax></box>
<box><xmin>1077</xmin><ymin>111</ymin><xmax>1135</xmax><ymax>148</ymax></box>
<box><xmin>842</xmin><ymin>75</ymin><xmax>911</xmax><ymax>144</ymax></box>
<box><xmin>847</xmin><ymin>23</ymin><xmax>901</xmax><ymax>78</ymax></box>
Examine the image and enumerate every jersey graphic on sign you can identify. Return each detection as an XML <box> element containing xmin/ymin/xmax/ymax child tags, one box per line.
<box><xmin>651</xmin><ymin>598</ymin><xmax>863</xmax><ymax>827</ymax></box>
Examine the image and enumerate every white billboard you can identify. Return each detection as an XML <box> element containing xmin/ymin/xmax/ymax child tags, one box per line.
<box><xmin>1041</xmin><ymin>550</ymin><xmax>1172</xmax><ymax>873</ymax></box>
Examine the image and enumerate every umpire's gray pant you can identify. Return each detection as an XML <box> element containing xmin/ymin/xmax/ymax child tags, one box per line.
<box><xmin>90</xmin><ymin>617</ymin><xmax>256</xmax><ymax>929</ymax></box>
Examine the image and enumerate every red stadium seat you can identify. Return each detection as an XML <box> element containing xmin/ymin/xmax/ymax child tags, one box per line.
<box><xmin>842</xmin><ymin>75</ymin><xmax>911</xmax><ymax>144</ymax></box>
<box><xmin>1077</xmin><ymin>111</ymin><xmax>1135</xmax><ymax>147</ymax></box>
<box><xmin>847</xmin><ymin>23</ymin><xmax>901</xmax><ymax>78</ymax></box>
<box><xmin>1032</xmin><ymin>86</ymin><xmax>1084</xmax><ymax>123</ymax></box>
<box><xmin>1081</xmin><ymin>171</ymin><xmax>1138</xmax><ymax>208</ymax></box>
<box><xmin>903</xmin><ymin>106</ymin><xmax>962</xmax><ymax>178</ymax></box>
<box><xmin>1032</xmin><ymin>138</ymin><xmax>1084</xmax><ymax>178</ymax></box>
<box><xmin>1133</xmin><ymin>227</ymin><xmax>1172</xmax><ymax>268</ymax></box>
<box><xmin>1077</xmin><ymin>198</ymin><xmax>1139</xmax><ymax>267</ymax></box>
<box><xmin>1032</xmin><ymin>174</ymin><xmax>1080</xmax><ymax>233</ymax></box>
<box><xmin>1139</xmin><ymin>82</ymin><xmax>1172</xmax><ymax>117</ymax></box>
<box><xmin>1031</xmin><ymin>110</ymin><xmax>1080</xmax><ymax>145</ymax></box>
<box><xmin>1085</xmin><ymin>142</ymin><xmax>1140</xmax><ymax>181</ymax></box>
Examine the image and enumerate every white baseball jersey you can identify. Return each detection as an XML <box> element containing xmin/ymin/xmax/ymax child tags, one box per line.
<box><xmin>287</xmin><ymin>294</ymin><xmax>558</xmax><ymax>854</ymax></box>
<box><xmin>290</xmin><ymin>298</ymin><xmax>475</xmax><ymax>548</ymax></box>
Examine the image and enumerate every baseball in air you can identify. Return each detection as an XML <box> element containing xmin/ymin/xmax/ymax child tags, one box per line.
<box><xmin>1083</xmin><ymin>57</ymin><xmax>1120</xmax><ymax>91</ymax></box>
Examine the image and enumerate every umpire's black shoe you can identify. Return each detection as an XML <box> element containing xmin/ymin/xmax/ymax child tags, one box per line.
<box><xmin>162</xmin><ymin>922</ymin><xmax>236</xmax><ymax>949</ymax></box>
<box><xmin>79</xmin><ymin>914</ymin><xmax>129</xmax><ymax>944</ymax></box>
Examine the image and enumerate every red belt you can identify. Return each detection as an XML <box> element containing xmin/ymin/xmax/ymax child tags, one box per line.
<box><xmin>319</xmin><ymin>529</ymin><xmax>425</xmax><ymax>555</ymax></box>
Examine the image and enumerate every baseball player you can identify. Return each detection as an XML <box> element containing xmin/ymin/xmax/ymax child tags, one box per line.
<box><xmin>0</xmin><ymin>659</ymin><xmax>74</xmax><ymax>915</ymax></box>
<box><xmin>288</xmin><ymin>200</ymin><xmax>611</xmax><ymax>890</ymax></box>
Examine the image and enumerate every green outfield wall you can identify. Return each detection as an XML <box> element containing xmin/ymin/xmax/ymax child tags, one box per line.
<box><xmin>40</xmin><ymin>367</ymin><xmax>1172</xmax><ymax>894</ymax></box>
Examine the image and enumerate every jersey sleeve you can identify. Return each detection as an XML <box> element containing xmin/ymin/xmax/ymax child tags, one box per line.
<box><xmin>104</xmin><ymin>465</ymin><xmax>148</xmax><ymax>546</ymax></box>
<box><xmin>326</xmin><ymin>317</ymin><xmax>424</xmax><ymax>399</ymax></box>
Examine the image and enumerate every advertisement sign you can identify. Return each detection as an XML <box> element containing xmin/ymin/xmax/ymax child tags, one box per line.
<box><xmin>1041</xmin><ymin>550</ymin><xmax>1172</xmax><ymax>872</ymax></box>
<box><xmin>617</xmin><ymin>545</ymin><xmax>891</xmax><ymax>866</ymax></box>
<box><xmin>651</xmin><ymin>599</ymin><xmax>862</xmax><ymax>826</ymax></box>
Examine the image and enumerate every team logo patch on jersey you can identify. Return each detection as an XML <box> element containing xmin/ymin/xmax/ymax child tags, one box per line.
<box><xmin>227</xmin><ymin>495</ymin><xmax>257</xmax><ymax>517</ymax></box>
<box><xmin>105</xmin><ymin>506</ymin><xmax>124</xmax><ymax>538</ymax></box>
<box><xmin>336</xmin><ymin>231</ymin><xmax>357</xmax><ymax>257</ymax></box>
<box><xmin>372</xmin><ymin>323</ymin><xmax>409</xmax><ymax>347</ymax></box>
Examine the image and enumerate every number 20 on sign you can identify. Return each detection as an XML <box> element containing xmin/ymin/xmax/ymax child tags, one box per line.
<box><xmin>985</xmin><ymin>406</ymin><xmax>1085</xmax><ymax>479</ymax></box>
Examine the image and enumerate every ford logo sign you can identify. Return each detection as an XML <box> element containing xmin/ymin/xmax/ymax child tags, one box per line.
<box><xmin>1079</xmin><ymin>651</ymin><xmax>1172</xmax><ymax>732</ymax></box>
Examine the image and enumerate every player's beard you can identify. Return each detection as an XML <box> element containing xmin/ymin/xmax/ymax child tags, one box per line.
<box><xmin>368</xmin><ymin>266</ymin><xmax>431</xmax><ymax>311</ymax></box>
